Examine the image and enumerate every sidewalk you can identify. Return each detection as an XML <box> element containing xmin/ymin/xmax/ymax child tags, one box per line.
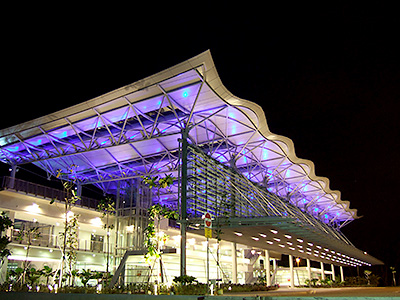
<box><xmin>222</xmin><ymin>286</ymin><xmax>400</xmax><ymax>297</ymax></box>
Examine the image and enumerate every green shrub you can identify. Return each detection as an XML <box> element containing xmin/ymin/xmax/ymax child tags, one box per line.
<box><xmin>172</xmin><ymin>282</ymin><xmax>207</xmax><ymax>295</ymax></box>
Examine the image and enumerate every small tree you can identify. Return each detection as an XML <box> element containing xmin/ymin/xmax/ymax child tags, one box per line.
<box><xmin>213</xmin><ymin>193</ymin><xmax>232</xmax><ymax>284</ymax></box>
<box><xmin>0</xmin><ymin>211</ymin><xmax>13</xmax><ymax>283</ymax></box>
<box><xmin>141</xmin><ymin>174</ymin><xmax>177</xmax><ymax>294</ymax></box>
<box><xmin>42</xmin><ymin>265</ymin><xmax>55</xmax><ymax>286</ymax></box>
<box><xmin>364</xmin><ymin>270</ymin><xmax>372</xmax><ymax>285</ymax></box>
<box><xmin>390</xmin><ymin>266</ymin><xmax>397</xmax><ymax>286</ymax></box>
<box><xmin>96</xmin><ymin>196</ymin><xmax>115</xmax><ymax>278</ymax></box>
<box><xmin>25</xmin><ymin>267</ymin><xmax>43</xmax><ymax>288</ymax></box>
<box><xmin>51</xmin><ymin>166</ymin><xmax>81</xmax><ymax>288</ymax></box>
<box><xmin>78</xmin><ymin>269</ymin><xmax>94</xmax><ymax>288</ymax></box>
<box><xmin>16</xmin><ymin>223</ymin><xmax>41</xmax><ymax>285</ymax></box>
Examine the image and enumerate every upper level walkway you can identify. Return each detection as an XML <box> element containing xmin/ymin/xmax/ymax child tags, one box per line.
<box><xmin>0</xmin><ymin>176</ymin><xmax>100</xmax><ymax>210</ymax></box>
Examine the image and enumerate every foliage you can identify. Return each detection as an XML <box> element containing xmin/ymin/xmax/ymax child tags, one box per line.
<box><xmin>78</xmin><ymin>268</ymin><xmax>94</xmax><ymax>287</ymax></box>
<box><xmin>142</xmin><ymin>174</ymin><xmax>174</xmax><ymax>190</ymax></box>
<box><xmin>51</xmin><ymin>166</ymin><xmax>81</xmax><ymax>287</ymax></box>
<box><xmin>390</xmin><ymin>266</ymin><xmax>397</xmax><ymax>286</ymax></box>
<box><xmin>0</xmin><ymin>211</ymin><xmax>13</xmax><ymax>266</ymax></box>
<box><xmin>42</xmin><ymin>265</ymin><xmax>55</xmax><ymax>285</ymax></box>
<box><xmin>143</xmin><ymin>204</ymin><xmax>178</xmax><ymax>262</ymax></box>
<box><xmin>173</xmin><ymin>282</ymin><xmax>206</xmax><ymax>295</ymax></box>
<box><xmin>141</xmin><ymin>174</ymin><xmax>178</xmax><ymax>262</ymax></box>
<box><xmin>170</xmin><ymin>275</ymin><xmax>206</xmax><ymax>295</ymax></box>
<box><xmin>173</xmin><ymin>275</ymin><xmax>198</xmax><ymax>285</ymax></box>
<box><xmin>59</xmin><ymin>212</ymin><xmax>79</xmax><ymax>273</ymax></box>
<box><xmin>16</xmin><ymin>222</ymin><xmax>42</xmax><ymax>284</ymax></box>
<box><xmin>97</xmin><ymin>197</ymin><xmax>116</xmax><ymax>221</ymax></box>
<box><xmin>25</xmin><ymin>268</ymin><xmax>43</xmax><ymax>286</ymax></box>
<box><xmin>96</xmin><ymin>196</ymin><xmax>115</xmax><ymax>276</ymax></box>
<box><xmin>344</xmin><ymin>275</ymin><xmax>381</xmax><ymax>287</ymax></box>
<box><xmin>305</xmin><ymin>278</ymin><xmax>319</xmax><ymax>287</ymax></box>
<box><xmin>222</xmin><ymin>283</ymin><xmax>272</xmax><ymax>293</ymax></box>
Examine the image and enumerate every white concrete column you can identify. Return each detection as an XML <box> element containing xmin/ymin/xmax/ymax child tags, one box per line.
<box><xmin>289</xmin><ymin>255</ymin><xmax>294</xmax><ymax>288</ymax></box>
<box><xmin>340</xmin><ymin>266</ymin><xmax>344</xmax><ymax>282</ymax></box>
<box><xmin>320</xmin><ymin>262</ymin><xmax>325</xmax><ymax>280</ymax></box>
<box><xmin>76</xmin><ymin>182</ymin><xmax>82</xmax><ymax>197</ymax></box>
<box><xmin>231</xmin><ymin>242</ymin><xmax>237</xmax><ymax>284</ymax></box>
<box><xmin>10</xmin><ymin>165</ymin><xmax>17</xmax><ymax>188</ymax></box>
<box><xmin>331</xmin><ymin>264</ymin><xmax>335</xmax><ymax>281</ymax></box>
<box><xmin>306</xmin><ymin>258</ymin><xmax>311</xmax><ymax>281</ymax></box>
<box><xmin>265</xmin><ymin>250</ymin><xmax>271</xmax><ymax>286</ymax></box>
<box><xmin>272</xmin><ymin>258</ymin><xmax>277</xmax><ymax>285</ymax></box>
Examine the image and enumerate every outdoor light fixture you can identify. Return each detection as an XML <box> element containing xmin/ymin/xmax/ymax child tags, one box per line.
<box><xmin>234</xmin><ymin>232</ymin><xmax>243</xmax><ymax>236</ymax></box>
<box><xmin>90</xmin><ymin>217</ymin><xmax>103</xmax><ymax>227</ymax></box>
<box><xmin>26</xmin><ymin>203</ymin><xmax>41</xmax><ymax>214</ymax></box>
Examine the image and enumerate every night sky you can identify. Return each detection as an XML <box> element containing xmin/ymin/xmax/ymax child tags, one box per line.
<box><xmin>2</xmin><ymin>3</ymin><xmax>399</xmax><ymax>282</ymax></box>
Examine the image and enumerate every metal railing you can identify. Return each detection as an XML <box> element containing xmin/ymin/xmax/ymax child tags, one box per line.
<box><xmin>1</xmin><ymin>176</ymin><xmax>100</xmax><ymax>210</ymax></box>
<box><xmin>10</xmin><ymin>228</ymin><xmax>113</xmax><ymax>253</ymax></box>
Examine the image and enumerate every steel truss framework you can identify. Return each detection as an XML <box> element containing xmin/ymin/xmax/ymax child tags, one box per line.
<box><xmin>186</xmin><ymin>144</ymin><xmax>351</xmax><ymax>234</ymax></box>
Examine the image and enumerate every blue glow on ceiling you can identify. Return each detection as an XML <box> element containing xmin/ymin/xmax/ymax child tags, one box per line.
<box><xmin>262</xmin><ymin>149</ymin><xmax>269</xmax><ymax>160</ymax></box>
<box><xmin>30</xmin><ymin>139</ymin><xmax>43</xmax><ymax>146</ymax></box>
<box><xmin>6</xmin><ymin>145</ymin><xmax>19</xmax><ymax>152</ymax></box>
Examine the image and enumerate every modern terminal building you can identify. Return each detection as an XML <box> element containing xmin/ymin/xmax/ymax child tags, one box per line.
<box><xmin>0</xmin><ymin>50</ymin><xmax>383</xmax><ymax>287</ymax></box>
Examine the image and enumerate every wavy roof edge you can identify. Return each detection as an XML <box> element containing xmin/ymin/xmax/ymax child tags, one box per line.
<box><xmin>0</xmin><ymin>50</ymin><xmax>359</xmax><ymax>219</ymax></box>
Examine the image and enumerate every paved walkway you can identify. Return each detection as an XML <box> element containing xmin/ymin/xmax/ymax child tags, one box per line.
<box><xmin>223</xmin><ymin>286</ymin><xmax>400</xmax><ymax>297</ymax></box>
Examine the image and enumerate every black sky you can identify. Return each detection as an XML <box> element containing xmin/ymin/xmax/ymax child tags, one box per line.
<box><xmin>2</xmin><ymin>3</ymin><xmax>400</xmax><ymax>275</ymax></box>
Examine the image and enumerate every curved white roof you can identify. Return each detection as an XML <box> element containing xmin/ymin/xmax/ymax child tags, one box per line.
<box><xmin>0</xmin><ymin>50</ymin><xmax>358</xmax><ymax>226</ymax></box>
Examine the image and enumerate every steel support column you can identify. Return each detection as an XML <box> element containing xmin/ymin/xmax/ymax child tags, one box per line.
<box><xmin>180</xmin><ymin>129</ymin><xmax>188</xmax><ymax>276</ymax></box>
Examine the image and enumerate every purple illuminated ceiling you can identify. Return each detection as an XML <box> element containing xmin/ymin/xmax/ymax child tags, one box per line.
<box><xmin>0</xmin><ymin>51</ymin><xmax>357</xmax><ymax>227</ymax></box>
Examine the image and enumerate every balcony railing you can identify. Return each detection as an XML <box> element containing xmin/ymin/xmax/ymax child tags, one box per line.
<box><xmin>10</xmin><ymin>228</ymin><xmax>112</xmax><ymax>253</ymax></box>
<box><xmin>1</xmin><ymin>176</ymin><xmax>100</xmax><ymax>210</ymax></box>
